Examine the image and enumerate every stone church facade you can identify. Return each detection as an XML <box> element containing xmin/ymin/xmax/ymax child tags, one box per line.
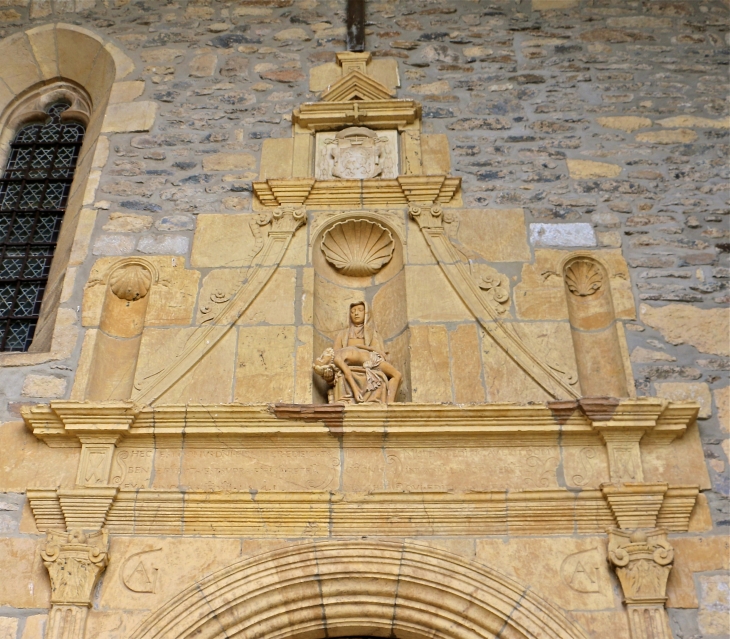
<box><xmin>0</xmin><ymin>1</ymin><xmax>727</xmax><ymax>638</ymax></box>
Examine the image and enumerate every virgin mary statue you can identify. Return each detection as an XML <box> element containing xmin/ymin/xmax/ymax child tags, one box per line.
<box><xmin>314</xmin><ymin>301</ymin><xmax>402</xmax><ymax>404</ymax></box>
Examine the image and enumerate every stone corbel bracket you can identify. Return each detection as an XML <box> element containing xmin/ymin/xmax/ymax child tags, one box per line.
<box><xmin>582</xmin><ymin>396</ymin><xmax>699</xmax><ymax>484</ymax></box>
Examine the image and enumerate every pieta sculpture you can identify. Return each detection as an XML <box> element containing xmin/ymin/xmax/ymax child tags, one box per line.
<box><xmin>314</xmin><ymin>301</ymin><xmax>402</xmax><ymax>404</ymax></box>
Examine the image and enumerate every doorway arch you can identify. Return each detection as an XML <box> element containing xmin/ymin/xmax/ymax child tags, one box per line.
<box><xmin>129</xmin><ymin>540</ymin><xmax>590</xmax><ymax>639</ymax></box>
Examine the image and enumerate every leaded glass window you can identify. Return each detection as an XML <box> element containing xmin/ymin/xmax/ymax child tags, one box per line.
<box><xmin>0</xmin><ymin>102</ymin><xmax>85</xmax><ymax>351</ymax></box>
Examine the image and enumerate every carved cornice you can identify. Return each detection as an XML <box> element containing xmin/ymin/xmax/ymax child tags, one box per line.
<box><xmin>320</xmin><ymin>70</ymin><xmax>396</xmax><ymax>102</ymax></box>
<box><xmin>293</xmin><ymin>99</ymin><xmax>419</xmax><ymax>131</ymax></box>
<box><xmin>23</xmin><ymin>398</ymin><xmax>696</xmax><ymax>447</ymax></box>
<box><xmin>253</xmin><ymin>176</ymin><xmax>461</xmax><ymax>208</ymax></box>
<box><xmin>26</xmin><ymin>486</ymin><xmax>701</xmax><ymax>537</ymax></box>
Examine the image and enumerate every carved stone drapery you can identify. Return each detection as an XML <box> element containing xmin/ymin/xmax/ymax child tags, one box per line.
<box><xmin>41</xmin><ymin>529</ymin><xmax>110</xmax><ymax>639</ymax></box>
<box><xmin>608</xmin><ymin>528</ymin><xmax>674</xmax><ymax>639</ymax></box>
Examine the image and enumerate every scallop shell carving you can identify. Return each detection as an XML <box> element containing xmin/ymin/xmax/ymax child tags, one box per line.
<box><xmin>564</xmin><ymin>259</ymin><xmax>603</xmax><ymax>297</ymax></box>
<box><xmin>109</xmin><ymin>264</ymin><xmax>153</xmax><ymax>301</ymax></box>
<box><xmin>321</xmin><ymin>219</ymin><xmax>395</xmax><ymax>277</ymax></box>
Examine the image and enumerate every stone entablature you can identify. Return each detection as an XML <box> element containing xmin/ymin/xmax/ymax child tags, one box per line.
<box><xmin>23</xmin><ymin>399</ymin><xmax>701</xmax><ymax>537</ymax></box>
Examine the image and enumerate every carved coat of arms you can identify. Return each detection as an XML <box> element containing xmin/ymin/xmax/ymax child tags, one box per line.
<box><xmin>316</xmin><ymin>126</ymin><xmax>396</xmax><ymax>180</ymax></box>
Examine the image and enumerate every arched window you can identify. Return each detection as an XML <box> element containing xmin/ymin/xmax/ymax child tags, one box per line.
<box><xmin>0</xmin><ymin>102</ymin><xmax>85</xmax><ymax>351</ymax></box>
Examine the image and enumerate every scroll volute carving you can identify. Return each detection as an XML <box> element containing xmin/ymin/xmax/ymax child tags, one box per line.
<box><xmin>563</xmin><ymin>255</ymin><xmax>628</xmax><ymax>398</ymax></box>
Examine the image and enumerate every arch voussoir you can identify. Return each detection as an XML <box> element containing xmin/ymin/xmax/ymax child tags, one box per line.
<box><xmin>130</xmin><ymin>540</ymin><xmax>589</xmax><ymax>639</ymax></box>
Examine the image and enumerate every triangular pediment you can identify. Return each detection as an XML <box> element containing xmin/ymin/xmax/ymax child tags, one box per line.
<box><xmin>321</xmin><ymin>70</ymin><xmax>395</xmax><ymax>102</ymax></box>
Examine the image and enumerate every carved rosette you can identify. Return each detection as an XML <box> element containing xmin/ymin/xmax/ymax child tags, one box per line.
<box><xmin>470</xmin><ymin>263</ymin><xmax>510</xmax><ymax>314</ymax></box>
<box><xmin>321</xmin><ymin>219</ymin><xmax>395</xmax><ymax>276</ymax></box>
<box><xmin>564</xmin><ymin>258</ymin><xmax>604</xmax><ymax>297</ymax></box>
<box><xmin>608</xmin><ymin>528</ymin><xmax>674</xmax><ymax>605</ymax></box>
<box><xmin>41</xmin><ymin>529</ymin><xmax>110</xmax><ymax>606</ymax></box>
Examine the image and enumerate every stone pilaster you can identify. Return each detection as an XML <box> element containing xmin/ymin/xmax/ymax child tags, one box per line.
<box><xmin>607</xmin><ymin>528</ymin><xmax>674</xmax><ymax>639</ymax></box>
<box><xmin>41</xmin><ymin>529</ymin><xmax>109</xmax><ymax>639</ymax></box>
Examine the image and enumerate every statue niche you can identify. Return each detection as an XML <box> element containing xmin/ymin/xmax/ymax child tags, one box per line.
<box><xmin>314</xmin><ymin>301</ymin><xmax>402</xmax><ymax>404</ymax></box>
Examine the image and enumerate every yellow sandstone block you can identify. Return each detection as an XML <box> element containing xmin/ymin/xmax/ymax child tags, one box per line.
<box><xmin>203</xmin><ymin>152</ymin><xmax>257</xmax><ymax>172</ymax></box>
<box><xmin>596</xmin><ymin>116</ymin><xmax>652</xmax><ymax>132</ymax></box>
<box><xmin>657</xmin><ymin>115</ymin><xmax>730</xmax><ymax>129</ymax></box>
<box><xmin>567</xmin><ymin>159</ymin><xmax>622</xmax><ymax>179</ymax></box>
<box><xmin>635</xmin><ymin>128</ymin><xmax>698</xmax><ymax>144</ymax></box>
<box><xmin>640</xmin><ymin>303</ymin><xmax>730</xmax><ymax>357</ymax></box>
<box><xmin>109</xmin><ymin>80</ymin><xmax>145</xmax><ymax>103</ymax></box>
<box><xmin>101</xmin><ymin>102</ymin><xmax>157</xmax><ymax>133</ymax></box>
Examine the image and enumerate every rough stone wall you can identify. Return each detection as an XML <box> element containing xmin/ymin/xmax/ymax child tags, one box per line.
<box><xmin>0</xmin><ymin>1</ymin><xmax>728</xmax><ymax>638</ymax></box>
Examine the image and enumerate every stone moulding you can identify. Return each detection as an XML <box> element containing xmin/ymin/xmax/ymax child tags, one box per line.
<box><xmin>27</xmin><ymin>485</ymin><xmax>699</xmax><ymax>537</ymax></box>
<box><xmin>22</xmin><ymin>399</ymin><xmax>701</xmax><ymax>535</ymax></box>
<box><xmin>22</xmin><ymin>398</ymin><xmax>696</xmax><ymax>446</ymax></box>
<box><xmin>252</xmin><ymin>175</ymin><xmax>461</xmax><ymax>208</ymax></box>
<box><xmin>293</xmin><ymin>98</ymin><xmax>420</xmax><ymax>130</ymax></box>
<box><xmin>129</xmin><ymin>540</ymin><xmax>590</xmax><ymax>639</ymax></box>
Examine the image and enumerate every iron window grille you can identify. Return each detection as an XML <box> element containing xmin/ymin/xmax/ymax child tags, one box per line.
<box><xmin>0</xmin><ymin>102</ymin><xmax>85</xmax><ymax>351</ymax></box>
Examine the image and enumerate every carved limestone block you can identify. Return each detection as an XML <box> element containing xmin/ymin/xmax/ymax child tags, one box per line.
<box><xmin>315</xmin><ymin>127</ymin><xmax>398</xmax><ymax>180</ymax></box>
<box><xmin>41</xmin><ymin>529</ymin><xmax>110</xmax><ymax>606</ymax></box>
<box><xmin>602</xmin><ymin>483</ymin><xmax>668</xmax><ymax>530</ymax></box>
<box><xmin>608</xmin><ymin>528</ymin><xmax>674</xmax><ymax>605</ymax></box>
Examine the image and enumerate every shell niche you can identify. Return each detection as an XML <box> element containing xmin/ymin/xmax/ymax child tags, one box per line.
<box><xmin>320</xmin><ymin>219</ymin><xmax>395</xmax><ymax>277</ymax></box>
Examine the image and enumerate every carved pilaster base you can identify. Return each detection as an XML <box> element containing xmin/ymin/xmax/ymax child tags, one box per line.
<box><xmin>626</xmin><ymin>604</ymin><xmax>672</xmax><ymax>639</ymax></box>
<box><xmin>46</xmin><ymin>605</ymin><xmax>89</xmax><ymax>639</ymax></box>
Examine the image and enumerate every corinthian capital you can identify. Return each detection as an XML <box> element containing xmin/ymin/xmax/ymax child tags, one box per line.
<box><xmin>41</xmin><ymin>529</ymin><xmax>109</xmax><ymax>606</ymax></box>
<box><xmin>607</xmin><ymin>528</ymin><xmax>674</xmax><ymax>605</ymax></box>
